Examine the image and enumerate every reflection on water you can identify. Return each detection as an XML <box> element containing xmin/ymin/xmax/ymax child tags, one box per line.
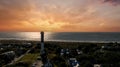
<box><xmin>0</xmin><ymin>32</ymin><xmax>52</xmax><ymax>41</ymax></box>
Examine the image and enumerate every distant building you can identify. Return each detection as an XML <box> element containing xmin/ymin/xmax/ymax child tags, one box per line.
<box><xmin>69</xmin><ymin>58</ymin><xmax>80</xmax><ymax>67</ymax></box>
<box><xmin>2</xmin><ymin>51</ymin><xmax>15</xmax><ymax>55</ymax></box>
<box><xmin>76</xmin><ymin>49</ymin><xmax>83</xmax><ymax>55</ymax></box>
<box><xmin>60</xmin><ymin>48</ymin><xmax>70</xmax><ymax>56</ymax></box>
<box><xmin>0</xmin><ymin>48</ymin><xmax>3</xmax><ymax>50</ymax></box>
<box><xmin>101</xmin><ymin>46</ymin><xmax>107</xmax><ymax>49</ymax></box>
<box><xmin>94</xmin><ymin>64</ymin><xmax>102</xmax><ymax>67</ymax></box>
<box><xmin>101</xmin><ymin>45</ymin><xmax>112</xmax><ymax>49</ymax></box>
<box><xmin>1</xmin><ymin>51</ymin><xmax>15</xmax><ymax>63</ymax></box>
<box><xmin>66</xmin><ymin>49</ymin><xmax>70</xmax><ymax>55</ymax></box>
<box><xmin>60</xmin><ymin>49</ymin><xmax>64</xmax><ymax>56</ymax></box>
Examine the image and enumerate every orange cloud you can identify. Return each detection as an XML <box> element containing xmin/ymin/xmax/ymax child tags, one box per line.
<box><xmin>0</xmin><ymin>0</ymin><xmax>119</xmax><ymax>32</ymax></box>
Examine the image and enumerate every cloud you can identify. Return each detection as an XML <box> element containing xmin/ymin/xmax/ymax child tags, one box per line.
<box><xmin>0</xmin><ymin>0</ymin><xmax>119</xmax><ymax>32</ymax></box>
<box><xmin>0</xmin><ymin>0</ymin><xmax>32</xmax><ymax>25</ymax></box>
<box><xmin>34</xmin><ymin>0</ymin><xmax>98</xmax><ymax>24</ymax></box>
<box><xmin>103</xmin><ymin>0</ymin><xmax>120</xmax><ymax>5</ymax></box>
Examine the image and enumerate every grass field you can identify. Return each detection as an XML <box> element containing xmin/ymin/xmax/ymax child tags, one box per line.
<box><xmin>17</xmin><ymin>53</ymin><xmax>39</xmax><ymax>63</ymax></box>
<box><xmin>6</xmin><ymin>53</ymin><xmax>40</xmax><ymax>67</ymax></box>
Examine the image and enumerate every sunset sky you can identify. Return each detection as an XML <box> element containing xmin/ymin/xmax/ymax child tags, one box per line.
<box><xmin>0</xmin><ymin>0</ymin><xmax>120</xmax><ymax>32</ymax></box>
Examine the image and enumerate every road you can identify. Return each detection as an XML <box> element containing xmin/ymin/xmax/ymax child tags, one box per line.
<box><xmin>9</xmin><ymin>49</ymin><xmax>31</xmax><ymax>65</ymax></box>
<box><xmin>3</xmin><ymin>45</ymin><xmax>35</xmax><ymax>67</ymax></box>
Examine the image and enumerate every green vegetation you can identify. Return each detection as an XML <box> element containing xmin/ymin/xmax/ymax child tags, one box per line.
<box><xmin>6</xmin><ymin>53</ymin><xmax>39</xmax><ymax>67</ymax></box>
<box><xmin>45</xmin><ymin>41</ymin><xmax>120</xmax><ymax>67</ymax></box>
<box><xmin>17</xmin><ymin>53</ymin><xmax>39</xmax><ymax>63</ymax></box>
<box><xmin>1</xmin><ymin>40</ymin><xmax>120</xmax><ymax>67</ymax></box>
<box><xmin>0</xmin><ymin>40</ymin><xmax>40</xmax><ymax>67</ymax></box>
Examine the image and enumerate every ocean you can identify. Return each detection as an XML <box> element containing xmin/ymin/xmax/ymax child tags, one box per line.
<box><xmin>0</xmin><ymin>32</ymin><xmax>120</xmax><ymax>43</ymax></box>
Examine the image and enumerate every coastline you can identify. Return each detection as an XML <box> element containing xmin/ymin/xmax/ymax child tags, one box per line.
<box><xmin>0</xmin><ymin>39</ymin><xmax>119</xmax><ymax>44</ymax></box>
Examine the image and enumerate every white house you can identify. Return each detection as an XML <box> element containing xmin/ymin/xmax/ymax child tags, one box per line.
<box><xmin>69</xmin><ymin>58</ymin><xmax>80</xmax><ymax>67</ymax></box>
<box><xmin>94</xmin><ymin>64</ymin><xmax>102</xmax><ymax>67</ymax></box>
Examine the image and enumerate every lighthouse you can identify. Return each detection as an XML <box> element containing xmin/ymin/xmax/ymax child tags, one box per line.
<box><xmin>40</xmin><ymin>32</ymin><xmax>53</xmax><ymax>67</ymax></box>
<box><xmin>41</xmin><ymin>31</ymin><xmax>44</xmax><ymax>54</ymax></box>
<box><xmin>40</xmin><ymin>31</ymin><xmax>47</xmax><ymax>63</ymax></box>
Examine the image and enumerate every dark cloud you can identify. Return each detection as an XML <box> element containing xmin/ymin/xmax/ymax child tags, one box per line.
<box><xmin>103</xmin><ymin>0</ymin><xmax>120</xmax><ymax>5</ymax></box>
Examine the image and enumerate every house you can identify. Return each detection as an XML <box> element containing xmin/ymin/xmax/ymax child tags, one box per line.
<box><xmin>2</xmin><ymin>51</ymin><xmax>15</xmax><ymax>55</ymax></box>
<box><xmin>94</xmin><ymin>64</ymin><xmax>102</xmax><ymax>67</ymax></box>
<box><xmin>66</xmin><ymin>49</ymin><xmax>70</xmax><ymax>55</ymax></box>
<box><xmin>101</xmin><ymin>45</ymin><xmax>107</xmax><ymax>49</ymax></box>
<box><xmin>60</xmin><ymin>49</ymin><xmax>64</xmax><ymax>56</ymax></box>
<box><xmin>1</xmin><ymin>51</ymin><xmax>15</xmax><ymax>63</ymax></box>
<box><xmin>0</xmin><ymin>47</ymin><xmax>3</xmax><ymax>50</ymax></box>
<box><xmin>60</xmin><ymin>48</ymin><xmax>70</xmax><ymax>56</ymax></box>
<box><xmin>69</xmin><ymin>58</ymin><xmax>80</xmax><ymax>67</ymax></box>
<box><xmin>76</xmin><ymin>49</ymin><xmax>83</xmax><ymax>55</ymax></box>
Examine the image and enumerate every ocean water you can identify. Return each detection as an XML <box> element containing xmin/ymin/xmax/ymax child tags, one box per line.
<box><xmin>0</xmin><ymin>32</ymin><xmax>120</xmax><ymax>43</ymax></box>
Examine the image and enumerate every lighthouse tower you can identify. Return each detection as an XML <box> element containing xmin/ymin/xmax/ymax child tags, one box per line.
<box><xmin>41</xmin><ymin>31</ymin><xmax>44</xmax><ymax>54</ymax></box>
<box><xmin>40</xmin><ymin>32</ymin><xmax>53</xmax><ymax>67</ymax></box>
<box><xmin>40</xmin><ymin>31</ymin><xmax>47</xmax><ymax>63</ymax></box>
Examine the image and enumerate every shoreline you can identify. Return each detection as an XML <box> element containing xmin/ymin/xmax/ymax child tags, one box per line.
<box><xmin>0</xmin><ymin>39</ymin><xmax>119</xmax><ymax>44</ymax></box>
